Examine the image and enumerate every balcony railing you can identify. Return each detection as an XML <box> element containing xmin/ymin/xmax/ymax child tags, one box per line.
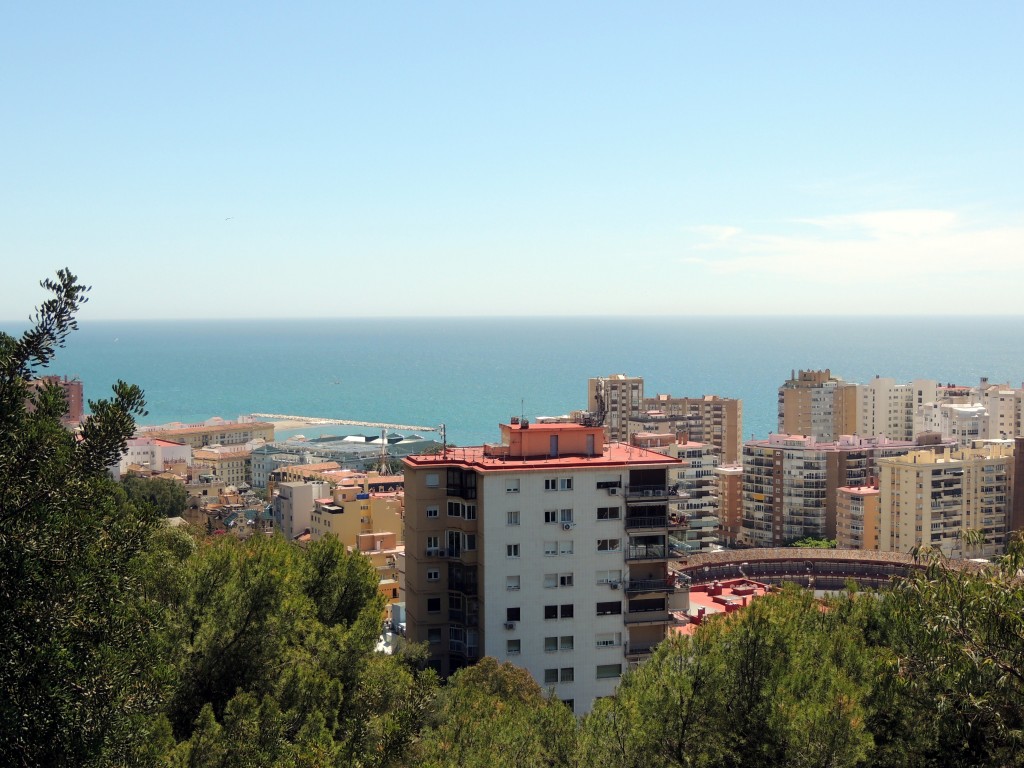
<box><xmin>626</xmin><ymin>544</ymin><xmax>667</xmax><ymax>560</ymax></box>
<box><xmin>625</xmin><ymin>485</ymin><xmax>672</xmax><ymax>498</ymax></box>
<box><xmin>625</xmin><ymin>578</ymin><xmax>676</xmax><ymax>594</ymax></box>
<box><xmin>623</xmin><ymin>610</ymin><xmax>672</xmax><ymax>625</ymax></box>
<box><xmin>624</xmin><ymin>643</ymin><xmax>658</xmax><ymax>658</ymax></box>
<box><xmin>625</xmin><ymin>514</ymin><xmax>689</xmax><ymax>530</ymax></box>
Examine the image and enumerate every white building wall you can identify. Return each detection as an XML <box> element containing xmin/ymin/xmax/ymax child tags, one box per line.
<box><xmin>482</xmin><ymin>466</ymin><xmax>627</xmax><ymax>713</ymax></box>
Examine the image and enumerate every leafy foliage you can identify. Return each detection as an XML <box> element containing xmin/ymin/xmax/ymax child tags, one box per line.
<box><xmin>123</xmin><ymin>475</ymin><xmax>188</xmax><ymax>518</ymax></box>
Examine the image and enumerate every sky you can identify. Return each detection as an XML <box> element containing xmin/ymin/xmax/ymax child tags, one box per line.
<box><xmin>1</xmin><ymin>2</ymin><xmax>1022</xmax><ymax>320</ymax></box>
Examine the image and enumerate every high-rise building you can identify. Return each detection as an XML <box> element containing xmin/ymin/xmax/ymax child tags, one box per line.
<box><xmin>855</xmin><ymin>377</ymin><xmax>938</xmax><ymax>441</ymax></box>
<box><xmin>637</xmin><ymin>394</ymin><xmax>743</xmax><ymax>463</ymax></box>
<box><xmin>588</xmin><ymin>374</ymin><xmax>644</xmax><ymax>443</ymax></box>
<box><xmin>835</xmin><ymin>485</ymin><xmax>881</xmax><ymax>550</ymax></box>
<box><xmin>402</xmin><ymin>420</ymin><xmax>684</xmax><ymax>713</ymax></box>
<box><xmin>740</xmin><ymin>433</ymin><xmax>955</xmax><ymax>546</ymax></box>
<box><xmin>715</xmin><ymin>464</ymin><xmax>743</xmax><ymax>547</ymax></box>
<box><xmin>877</xmin><ymin>444</ymin><xmax>1013</xmax><ymax>558</ymax></box>
<box><xmin>777</xmin><ymin>369</ymin><xmax>857</xmax><ymax>441</ymax></box>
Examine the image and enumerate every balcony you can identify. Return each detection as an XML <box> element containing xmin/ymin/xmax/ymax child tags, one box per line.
<box><xmin>625</xmin><ymin>485</ymin><xmax>672</xmax><ymax>499</ymax></box>
<box><xmin>623</xmin><ymin>609</ymin><xmax>673</xmax><ymax>625</ymax></box>
<box><xmin>626</xmin><ymin>544</ymin><xmax>667</xmax><ymax>561</ymax></box>
<box><xmin>625</xmin><ymin>577</ymin><xmax>676</xmax><ymax>594</ymax></box>
<box><xmin>625</xmin><ymin>515</ymin><xmax>669</xmax><ymax>531</ymax></box>
<box><xmin>624</xmin><ymin>643</ymin><xmax>658</xmax><ymax>660</ymax></box>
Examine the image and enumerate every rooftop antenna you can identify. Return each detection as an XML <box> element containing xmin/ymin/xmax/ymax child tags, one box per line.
<box><xmin>441</xmin><ymin>423</ymin><xmax>447</xmax><ymax>459</ymax></box>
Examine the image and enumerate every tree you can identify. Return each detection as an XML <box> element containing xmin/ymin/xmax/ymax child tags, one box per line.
<box><xmin>123</xmin><ymin>474</ymin><xmax>188</xmax><ymax>518</ymax></box>
<box><xmin>0</xmin><ymin>270</ymin><xmax>163</xmax><ymax>766</ymax></box>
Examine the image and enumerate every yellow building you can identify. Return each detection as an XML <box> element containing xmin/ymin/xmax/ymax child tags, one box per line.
<box><xmin>878</xmin><ymin>444</ymin><xmax>1013</xmax><ymax>558</ymax></box>
<box><xmin>777</xmin><ymin>369</ymin><xmax>857</xmax><ymax>442</ymax></box>
<box><xmin>355</xmin><ymin>531</ymin><xmax>403</xmax><ymax>611</ymax></box>
<box><xmin>309</xmin><ymin>480</ymin><xmax>405</xmax><ymax>545</ymax></box>
<box><xmin>192</xmin><ymin>448</ymin><xmax>252</xmax><ymax>486</ymax></box>
<box><xmin>836</xmin><ymin>486</ymin><xmax>881</xmax><ymax>550</ymax></box>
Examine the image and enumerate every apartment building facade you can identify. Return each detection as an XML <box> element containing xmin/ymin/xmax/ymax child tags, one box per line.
<box><xmin>588</xmin><ymin>374</ymin><xmax>644</xmax><ymax>443</ymax></box>
<box><xmin>638</xmin><ymin>394</ymin><xmax>743</xmax><ymax>464</ymax></box>
<box><xmin>835</xmin><ymin>485</ymin><xmax>881</xmax><ymax>550</ymax></box>
<box><xmin>856</xmin><ymin>377</ymin><xmax>938</xmax><ymax>441</ymax></box>
<box><xmin>777</xmin><ymin>369</ymin><xmax>857</xmax><ymax>441</ymax></box>
<box><xmin>877</xmin><ymin>444</ymin><xmax>1013</xmax><ymax>558</ymax></box>
<box><xmin>403</xmin><ymin>420</ymin><xmax>684</xmax><ymax>713</ymax></box>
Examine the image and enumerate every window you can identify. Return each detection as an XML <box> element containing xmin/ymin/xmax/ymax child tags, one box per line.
<box><xmin>427</xmin><ymin>568</ymin><xmax>440</xmax><ymax>582</ymax></box>
<box><xmin>448</xmin><ymin>501</ymin><xmax>461</xmax><ymax>517</ymax></box>
<box><xmin>426</xmin><ymin>536</ymin><xmax>439</xmax><ymax>552</ymax></box>
<box><xmin>545</xmin><ymin>605</ymin><xmax>558</xmax><ymax>620</ymax></box>
<box><xmin>507</xmin><ymin>639</ymin><xmax>521</xmax><ymax>655</ymax></box>
<box><xmin>560</xmin><ymin>667</ymin><xmax>574</xmax><ymax>683</ymax></box>
<box><xmin>427</xmin><ymin>628</ymin><xmax>441</xmax><ymax>644</ymax></box>
<box><xmin>544</xmin><ymin>573</ymin><xmax>558</xmax><ymax>589</ymax></box>
<box><xmin>545</xmin><ymin>636</ymin><xmax>558</xmax><ymax>652</ymax></box>
<box><xmin>506</xmin><ymin>479</ymin><xmax>520</xmax><ymax>493</ymax></box>
<box><xmin>597</xmin><ymin>538</ymin><xmax>621</xmax><ymax>552</ymax></box>
<box><xmin>425</xmin><ymin>473</ymin><xmax>439</xmax><ymax>488</ymax></box>
<box><xmin>544</xmin><ymin>509</ymin><xmax>558</xmax><ymax>524</ymax></box>
<box><xmin>560</xmin><ymin>478</ymin><xmax>573</xmax><ymax>491</ymax></box>
<box><xmin>507</xmin><ymin>543</ymin><xmax>520</xmax><ymax>558</ymax></box>
<box><xmin>426</xmin><ymin>505</ymin><xmax>439</xmax><ymax>518</ymax></box>
<box><xmin>465</xmin><ymin>534</ymin><xmax>476</xmax><ymax>551</ymax></box>
<box><xmin>544</xmin><ymin>541</ymin><xmax>558</xmax><ymax>556</ymax></box>
<box><xmin>545</xmin><ymin>478</ymin><xmax>558</xmax><ymax>491</ymax></box>
<box><xmin>560</xmin><ymin>508</ymin><xmax>573</xmax><ymax>523</ymax></box>
<box><xmin>544</xmin><ymin>668</ymin><xmax>559</xmax><ymax>684</ymax></box>
<box><xmin>506</xmin><ymin>575</ymin><xmax>521</xmax><ymax>591</ymax></box>
<box><xmin>507</xmin><ymin>510</ymin><xmax>520</xmax><ymax>526</ymax></box>
<box><xmin>506</xmin><ymin>607</ymin><xmax>521</xmax><ymax>622</ymax></box>
<box><xmin>596</xmin><ymin>664</ymin><xmax>622</xmax><ymax>680</ymax></box>
<box><xmin>560</xmin><ymin>635</ymin><xmax>574</xmax><ymax>650</ymax></box>
<box><xmin>597</xmin><ymin>506</ymin><xmax>620</xmax><ymax>520</ymax></box>
<box><xmin>465</xmin><ymin>504</ymin><xmax>477</xmax><ymax>520</ymax></box>
<box><xmin>563</xmin><ymin>699</ymin><xmax>574</xmax><ymax>713</ymax></box>
<box><xmin>560</xmin><ymin>573</ymin><xmax>574</xmax><ymax>587</ymax></box>
<box><xmin>427</xmin><ymin>598</ymin><xmax>441</xmax><ymax>613</ymax></box>
<box><xmin>560</xmin><ymin>604</ymin><xmax>574</xmax><ymax>619</ymax></box>
<box><xmin>596</xmin><ymin>569</ymin><xmax>622</xmax><ymax>584</ymax></box>
<box><xmin>595</xmin><ymin>632</ymin><xmax>622</xmax><ymax>648</ymax></box>
<box><xmin>596</xmin><ymin>601</ymin><xmax>621</xmax><ymax>616</ymax></box>
<box><xmin>559</xmin><ymin>541</ymin><xmax>574</xmax><ymax>556</ymax></box>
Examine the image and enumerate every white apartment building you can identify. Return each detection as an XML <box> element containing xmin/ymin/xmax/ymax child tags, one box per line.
<box><xmin>856</xmin><ymin>377</ymin><xmax>938</xmax><ymax>441</ymax></box>
<box><xmin>403</xmin><ymin>420</ymin><xmax>684</xmax><ymax>714</ymax></box>
<box><xmin>272</xmin><ymin>481</ymin><xmax>331</xmax><ymax>540</ymax></box>
<box><xmin>112</xmin><ymin>436</ymin><xmax>192</xmax><ymax>480</ymax></box>
<box><xmin>588</xmin><ymin>374</ymin><xmax>644</xmax><ymax>443</ymax></box>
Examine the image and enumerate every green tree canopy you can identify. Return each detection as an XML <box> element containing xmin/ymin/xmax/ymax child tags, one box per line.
<box><xmin>123</xmin><ymin>474</ymin><xmax>188</xmax><ymax>518</ymax></box>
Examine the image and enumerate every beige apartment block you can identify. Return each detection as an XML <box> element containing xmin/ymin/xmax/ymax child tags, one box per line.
<box><xmin>192</xmin><ymin>447</ymin><xmax>252</xmax><ymax>487</ymax></box>
<box><xmin>403</xmin><ymin>419</ymin><xmax>684</xmax><ymax>714</ymax></box>
<box><xmin>309</xmin><ymin>481</ymin><xmax>405</xmax><ymax>545</ymax></box>
<box><xmin>637</xmin><ymin>394</ymin><xmax>743</xmax><ymax>464</ymax></box>
<box><xmin>140</xmin><ymin>417</ymin><xmax>274</xmax><ymax>449</ymax></box>
<box><xmin>355</xmin><ymin>531</ymin><xmax>403</xmax><ymax>610</ymax></box>
<box><xmin>777</xmin><ymin>369</ymin><xmax>857</xmax><ymax>442</ymax></box>
<box><xmin>878</xmin><ymin>444</ymin><xmax>1013</xmax><ymax>559</ymax></box>
<box><xmin>835</xmin><ymin>486</ymin><xmax>881</xmax><ymax>550</ymax></box>
<box><xmin>856</xmin><ymin>377</ymin><xmax>938</xmax><ymax>441</ymax></box>
<box><xmin>588</xmin><ymin>374</ymin><xmax>644</xmax><ymax>443</ymax></box>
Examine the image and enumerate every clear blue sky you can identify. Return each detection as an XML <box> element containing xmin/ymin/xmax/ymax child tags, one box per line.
<box><xmin>2</xmin><ymin>2</ymin><xmax>1022</xmax><ymax>319</ymax></box>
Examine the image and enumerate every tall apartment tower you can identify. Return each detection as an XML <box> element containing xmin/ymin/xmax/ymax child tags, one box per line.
<box><xmin>740</xmin><ymin>433</ymin><xmax>955</xmax><ymax>546</ymax></box>
<box><xmin>588</xmin><ymin>374</ymin><xmax>644</xmax><ymax>443</ymax></box>
<box><xmin>638</xmin><ymin>394</ymin><xmax>743</xmax><ymax>464</ymax></box>
<box><xmin>403</xmin><ymin>420</ymin><xmax>683</xmax><ymax>714</ymax></box>
<box><xmin>777</xmin><ymin>369</ymin><xmax>857</xmax><ymax>441</ymax></box>
<box><xmin>877</xmin><ymin>444</ymin><xmax>1013</xmax><ymax>558</ymax></box>
<box><xmin>856</xmin><ymin>378</ymin><xmax>938</xmax><ymax>441</ymax></box>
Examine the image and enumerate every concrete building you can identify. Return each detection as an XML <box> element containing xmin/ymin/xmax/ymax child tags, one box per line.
<box><xmin>272</xmin><ymin>481</ymin><xmax>331</xmax><ymax>541</ymax></box>
<box><xmin>29</xmin><ymin>375</ymin><xmax>84</xmax><ymax>426</ymax></box>
<box><xmin>138</xmin><ymin>417</ymin><xmax>275</xmax><ymax>449</ymax></box>
<box><xmin>637</xmin><ymin>394</ymin><xmax>743</xmax><ymax>464</ymax></box>
<box><xmin>715</xmin><ymin>464</ymin><xmax>743</xmax><ymax>547</ymax></box>
<box><xmin>309</xmin><ymin>481</ymin><xmax>405</xmax><ymax>545</ymax></box>
<box><xmin>403</xmin><ymin>419</ymin><xmax>685</xmax><ymax>713</ymax></box>
<box><xmin>631</xmin><ymin>433</ymin><xmax>721</xmax><ymax>551</ymax></box>
<box><xmin>835</xmin><ymin>485</ymin><xmax>881</xmax><ymax>550</ymax></box>
<box><xmin>112</xmin><ymin>436</ymin><xmax>192</xmax><ymax>481</ymax></box>
<box><xmin>877</xmin><ymin>444</ymin><xmax>1014</xmax><ymax>558</ymax></box>
<box><xmin>192</xmin><ymin>446</ymin><xmax>253</xmax><ymax>487</ymax></box>
<box><xmin>856</xmin><ymin>377</ymin><xmax>938</xmax><ymax>441</ymax></box>
<box><xmin>740</xmin><ymin>433</ymin><xmax>955</xmax><ymax>547</ymax></box>
<box><xmin>588</xmin><ymin>374</ymin><xmax>644</xmax><ymax>443</ymax></box>
<box><xmin>777</xmin><ymin>369</ymin><xmax>857</xmax><ymax>442</ymax></box>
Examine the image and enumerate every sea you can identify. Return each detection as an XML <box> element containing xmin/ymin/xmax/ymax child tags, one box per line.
<box><xmin>5</xmin><ymin>316</ymin><xmax>1024</xmax><ymax>447</ymax></box>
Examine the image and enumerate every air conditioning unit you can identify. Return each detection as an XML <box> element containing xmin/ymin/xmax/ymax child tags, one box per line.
<box><xmin>504</xmin><ymin>622</ymin><xmax>516</xmax><ymax>630</ymax></box>
<box><xmin>609</xmin><ymin>582</ymin><xmax>620</xmax><ymax>590</ymax></box>
<box><xmin>607</xmin><ymin>487</ymin><xmax>619</xmax><ymax>495</ymax></box>
<box><xmin>562</xmin><ymin>522</ymin><xmax>574</xmax><ymax>531</ymax></box>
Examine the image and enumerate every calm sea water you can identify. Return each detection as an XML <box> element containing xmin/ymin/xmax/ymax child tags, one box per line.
<box><xmin>5</xmin><ymin>317</ymin><xmax>1024</xmax><ymax>447</ymax></box>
